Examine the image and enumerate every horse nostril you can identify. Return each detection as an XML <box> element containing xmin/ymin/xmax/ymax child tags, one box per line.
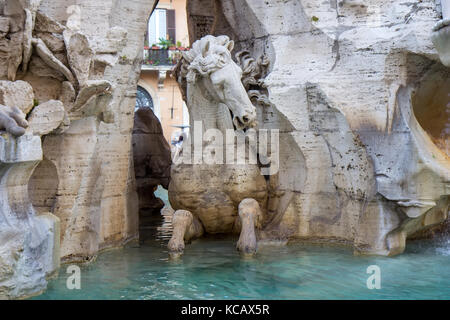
<box><xmin>242</xmin><ymin>116</ymin><xmax>249</xmax><ymax>123</ymax></box>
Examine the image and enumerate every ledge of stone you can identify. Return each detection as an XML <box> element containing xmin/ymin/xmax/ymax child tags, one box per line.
<box><xmin>0</xmin><ymin>132</ymin><xmax>42</xmax><ymax>163</ymax></box>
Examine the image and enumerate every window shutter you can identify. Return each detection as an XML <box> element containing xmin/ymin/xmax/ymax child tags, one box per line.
<box><xmin>166</xmin><ymin>9</ymin><xmax>176</xmax><ymax>43</ymax></box>
<box><xmin>158</xmin><ymin>9</ymin><xmax>167</xmax><ymax>41</ymax></box>
<box><xmin>148</xmin><ymin>13</ymin><xmax>157</xmax><ymax>45</ymax></box>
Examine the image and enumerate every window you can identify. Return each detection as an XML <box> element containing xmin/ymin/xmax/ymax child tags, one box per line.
<box><xmin>135</xmin><ymin>86</ymin><xmax>154</xmax><ymax>111</ymax></box>
<box><xmin>148</xmin><ymin>8</ymin><xmax>176</xmax><ymax>45</ymax></box>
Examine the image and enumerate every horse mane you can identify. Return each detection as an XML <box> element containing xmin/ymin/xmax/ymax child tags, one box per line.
<box><xmin>173</xmin><ymin>35</ymin><xmax>234</xmax><ymax>101</ymax></box>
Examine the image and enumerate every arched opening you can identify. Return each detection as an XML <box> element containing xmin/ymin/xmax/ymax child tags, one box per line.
<box><xmin>132</xmin><ymin>110</ymin><xmax>172</xmax><ymax>243</ymax></box>
<box><xmin>412</xmin><ymin>67</ymin><xmax>450</xmax><ymax>157</ymax></box>
<box><xmin>135</xmin><ymin>85</ymin><xmax>155</xmax><ymax>111</ymax></box>
<box><xmin>28</xmin><ymin>159</ymin><xmax>59</xmax><ymax>214</ymax></box>
<box><xmin>134</xmin><ymin>0</ymin><xmax>191</xmax><ymax>243</ymax></box>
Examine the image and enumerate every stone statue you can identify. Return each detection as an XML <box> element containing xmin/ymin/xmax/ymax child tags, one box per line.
<box><xmin>0</xmin><ymin>0</ymin><xmax>116</xmax><ymax>137</ymax></box>
<box><xmin>0</xmin><ymin>105</ymin><xmax>28</xmax><ymax>136</ymax></box>
<box><xmin>168</xmin><ymin>35</ymin><xmax>270</xmax><ymax>257</ymax></box>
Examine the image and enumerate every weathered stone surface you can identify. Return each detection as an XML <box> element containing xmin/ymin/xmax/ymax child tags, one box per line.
<box><xmin>71</xmin><ymin>80</ymin><xmax>111</xmax><ymax>112</ymax></box>
<box><xmin>92</xmin><ymin>26</ymin><xmax>128</xmax><ymax>54</ymax></box>
<box><xmin>132</xmin><ymin>107</ymin><xmax>172</xmax><ymax>222</ymax></box>
<box><xmin>22</xmin><ymin>9</ymin><xmax>33</xmax><ymax>73</ymax></box>
<box><xmin>177</xmin><ymin>0</ymin><xmax>450</xmax><ymax>256</ymax></box>
<box><xmin>0</xmin><ymin>105</ymin><xmax>28</xmax><ymax>136</ymax></box>
<box><xmin>3</xmin><ymin>0</ymin><xmax>24</xmax><ymax>16</ymax></box>
<box><xmin>27</xmin><ymin>0</ymin><xmax>156</xmax><ymax>268</ymax></box>
<box><xmin>0</xmin><ymin>17</ymin><xmax>10</xmax><ymax>34</ymax></box>
<box><xmin>2</xmin><ymin>0</ymin><xmax>447</xmax><ymax>300</ymax></box>
<box><xmin>0</xmin><ymin>80</ymin><xmax>34</xmax><ymax>114</ymax></box>
<box><xmin>28</xmin><ymin>99</ymin><xmax>65</xmax><ymax>136</ymax></box>
<box><xmin>237</xmin><ymin>198</ymin><xmax>263</xmax><ymax>256</ymax></box>
<box><xmin>32</xmin><ymin>37</ymin><xmax>76</xmax><ymax>85</ymax></box>
<box><xmin>58</xmin><ymin>80</ymin><xmax>75</xmax><ymax>109</ymax></box>
<box><xmin>133</xmin><ymin>108</ymin><xmax>172</xmax><ymax>190</ymax></box>
<box><xmin>29</xmin><ymin>56</ymin><xmax>65</xmax><ymax>81</ymax></box>
<box><xmin>432</xmin><ymin>0</ymin><xmax>450</xmax><ymax>66</ymax></box>
<box><xmin>35</xmin><ymin>10</ymin><xmax>65</xmax><ymax>33</ymax></box>
<box><xmin>0</xmin><ymin>0</ymin><xmax>157</xmax><ymax>298</ymax></box>
<box><xmin>0</xmin><ymin>133</ymin><xmax>59</xmax><ymax>299</ymax></box>
<box><xmin>64</xmin><ymin>31</ymin><xmax>93</xmax><ymax>87</ymax></box>
<box><xmin>0</xmin><ymin>29</ymin><xmax>24</xmax><ymax>81</ymax></box>
<box><xmin>36</xmin><ymin>32</ymin><xmax>65</xmax><ymax>53</ymax></box>
<box><xmin>168</xmin><ymin>210</ymin><xmax>203</xmax><ymax>259</ymax></box>
<box><xmin>18</xmin><ymin>0</ymin><xmax>42</xmax><ymax>13</ymax></box>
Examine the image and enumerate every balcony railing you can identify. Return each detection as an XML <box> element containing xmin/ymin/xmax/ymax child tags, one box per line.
<box><xmin>142</xmin><ymin>47</ymin><xmax>189</xmax><ymax>67</ymax></box>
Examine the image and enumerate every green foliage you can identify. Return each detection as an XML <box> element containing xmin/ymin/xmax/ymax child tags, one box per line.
<box><xmin>312</xmin><ymin>16</ymin><xmax>319</xmax><ymax>22</ymax></box>
<box><xmin>157</xmin><ymin>37</ymin><xmax>175</xmax><ymax>49</ymax></box>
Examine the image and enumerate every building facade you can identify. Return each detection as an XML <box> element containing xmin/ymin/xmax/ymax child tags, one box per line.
<box><xmin>137</xmin><ymin>0</ymin><xmax>189</xmax><ymax>144</ymax></box>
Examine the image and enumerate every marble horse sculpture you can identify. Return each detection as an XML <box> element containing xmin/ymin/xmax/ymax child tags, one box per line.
<box><xmin>168</xmin><ymin>35</ymin><xmax>272</xmax><ymax>257</ymax></box>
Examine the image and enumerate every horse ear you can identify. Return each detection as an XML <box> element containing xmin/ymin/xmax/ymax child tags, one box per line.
<box><xmin>227</xmin><ymin>40</ymin><xmax>234</xmax><ymax>52</ymax></box>
<box><xmin>202</xmin><ymin>40</ymin><xmax>210</xmax><ymax>58</ymax></box>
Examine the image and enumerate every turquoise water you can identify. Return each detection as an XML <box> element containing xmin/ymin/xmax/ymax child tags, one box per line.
<box><xmin>33</xmin><ymin>187</ymin><xmax>450</xmax><ymax>300</ymax></box>
<box><xmin>34</xmin><ymin>233</ymin><xmax>449</xmax><ymax>300</ymax></box>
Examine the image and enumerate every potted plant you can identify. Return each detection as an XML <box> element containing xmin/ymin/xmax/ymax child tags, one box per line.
<box><xmin>157</xmin><ymin>38</ymin><xmax>175</xmax><ymax>50</ymax></box>
<box><xmin>169</xmin><ymin>40</ymin><xmax>177</xmax><ymax>51</ymax></box>
<box><xmin>151</xmin><ymin>43</ymin><xmax>160</xmax><ymax>50</ymax></box>
<box><xmin>157</xmin><ymin>38</ymin><xmax>176</xmax><ymax>64</ymax></box>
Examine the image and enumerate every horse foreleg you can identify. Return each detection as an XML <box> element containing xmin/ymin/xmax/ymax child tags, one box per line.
<box><xmin>168</xmin><ymin>210</ymin><xmax>203</xmax><ymax>258</ymax></box>
<box><xmin>236</xmin><ymin>198</ymin><xmax>262</xmax><ymax>256</ymax></box>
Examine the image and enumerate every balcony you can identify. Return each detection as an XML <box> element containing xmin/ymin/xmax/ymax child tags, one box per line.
<box><xmin>141</xmin><ymin>47</ymin><xmax>189</xmax><ymax>88</ymax></box>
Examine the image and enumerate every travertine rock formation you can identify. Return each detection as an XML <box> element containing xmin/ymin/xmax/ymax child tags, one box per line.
<box><xmin>0</xmin><ymin>0</ymin><xmax>448</xmax><ymax>299</ymax></box>
<box><xmin>0</xmin><ymin>132</ymin><xmax>59</xmax><ymax>299</ymax></box>
<box><xmin>0</xmin><ymin>0</ymin><xmax>156</xmax><ymax>298</ymax></box>
<box><xmin>176</xmin><ymin>0</ymin><xmax>450</xmax><ymax>256</ymax></box>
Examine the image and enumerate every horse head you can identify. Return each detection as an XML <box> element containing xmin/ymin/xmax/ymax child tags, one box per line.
<box><xmin>180</xmin><ymin>35</ymin><xmax>257</xmax><ymax>130</ymax></box>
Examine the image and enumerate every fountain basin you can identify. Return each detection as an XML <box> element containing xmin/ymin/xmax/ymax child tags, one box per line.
<box><xmin>32</xmin><ymin>237</ymin><xmax>450</xmax><ymax>300</ymax></box>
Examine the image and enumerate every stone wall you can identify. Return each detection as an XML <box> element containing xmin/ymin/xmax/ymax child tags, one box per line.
<box><xmin>0</xmin><ymin>0</ymin><xmax>156</xmax><ymax>298</ymax></box>
<box><xmin>27</xmin><ymin>0</ymin><xmax>156</xmax><ymax>262</ymax></box>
